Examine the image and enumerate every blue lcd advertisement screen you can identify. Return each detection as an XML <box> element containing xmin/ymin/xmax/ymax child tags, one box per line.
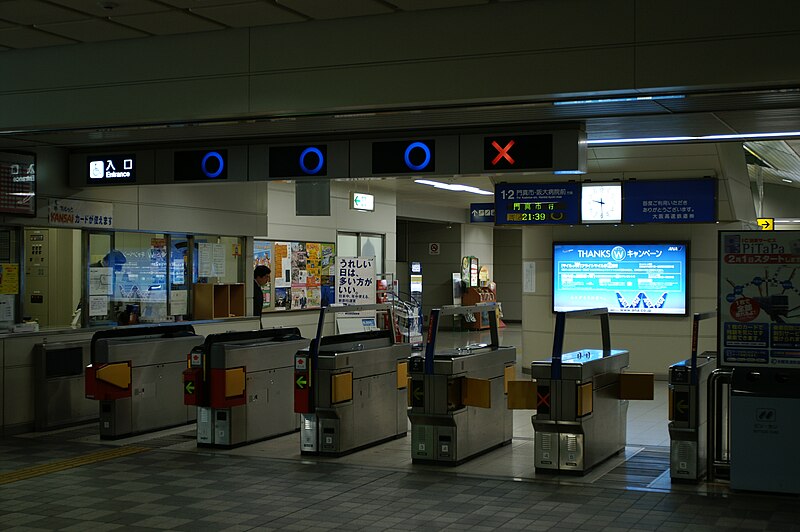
<box><xmin>553</xmin><ymin>242</ymin><xmax>689</xmax><ymax>315</ymax></box>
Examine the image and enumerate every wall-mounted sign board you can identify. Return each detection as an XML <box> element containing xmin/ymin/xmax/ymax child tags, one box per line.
<box><xmin>0</xmin><ymin>151</ymin><xmax>36</xmax><ymax>216</ymax></box>
<box><xmin>623</xmin><ymin>178</ymin><xmax>716</xmax><ymax>224</ymax></box>
<box><xmin>69</xmin><ymin>150</ymin><xmax>155</xmax><ymax>187</ymax></box>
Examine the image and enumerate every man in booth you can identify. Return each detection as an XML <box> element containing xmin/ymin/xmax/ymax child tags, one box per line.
<box><xmin>253</xmin><ymin>264</ymin><xmax>271</xmax><ymax>319</ymax></box>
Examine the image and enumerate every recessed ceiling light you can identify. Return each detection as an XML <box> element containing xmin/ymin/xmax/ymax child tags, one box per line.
<box><xmin>587</xmin><ymin>130</ymin><xmax>800</xmax><ymax>145</ymax></box>
<box><xmin>414</xmin><ymin>179</ymin><xmax>493</xmax><ymax>195</ymax></box>
<box><xmin>782</xmin><ymin>178</ymin><xmax>793</xmax><ymax>183</ymax></box>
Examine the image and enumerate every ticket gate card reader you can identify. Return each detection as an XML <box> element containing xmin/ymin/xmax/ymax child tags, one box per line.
<box><xmin>668</xmin><ymin>352</ymin><xmax>716</xmax><ymax>481</ymax></box>
<box><xmin>185</xmin><ymin>328</ymin><xmax>308</xmax><ymax>448</ymax></box>
<box><xmin>408</xmin><ymin>303</ymin><xmax>517</xmax><ymax>465</ymax></box>
<box><xmin>85</xmin><ymin>325</ymin><xmax>202</xmax><ymax>439</ymax></box>
<box><xmin>296</xmin><ymin>303</ymin><xmax>410</xmax><ymax>456</ymax></box>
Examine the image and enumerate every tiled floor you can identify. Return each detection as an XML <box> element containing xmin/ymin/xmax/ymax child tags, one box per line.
<box><xmin>2</xmin><ymin>324</ymin><xmax>799</xmax><ymax>530</ymax></box>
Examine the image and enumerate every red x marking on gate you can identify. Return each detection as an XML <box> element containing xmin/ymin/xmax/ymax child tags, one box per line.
<box><xmin>491</xmin><ymin>140</ymin><xmax>516</xmax><ymax>165</ymax></box>
<box><xmin>536</xmin><ymin>389</ymin><xmax>550</xmax><ymax>408</ymax></box>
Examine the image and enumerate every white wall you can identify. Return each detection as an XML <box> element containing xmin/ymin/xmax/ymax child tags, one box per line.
<box><xmin>521</xmin><ymin>222</ymin><xmax>746</xmax><ymax>377</ymax></box>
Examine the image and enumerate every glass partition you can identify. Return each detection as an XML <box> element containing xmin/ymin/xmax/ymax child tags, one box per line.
<box><xmin>87</xmin><ymin>230</ymin><xmax>243</xmax><ymax>326</ymax></box>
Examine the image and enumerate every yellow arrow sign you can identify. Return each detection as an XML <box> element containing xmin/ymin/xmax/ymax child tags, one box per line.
<box><xmin>758</xmin><ymin>218</ymin><xmax>774</xmax><ymax>231</ymax></box>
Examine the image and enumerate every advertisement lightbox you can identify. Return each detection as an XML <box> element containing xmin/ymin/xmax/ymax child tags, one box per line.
<box><xmin>553</xmin><ymin>242</ymin><xmax>689</xmax><ymax>315</ymax></box>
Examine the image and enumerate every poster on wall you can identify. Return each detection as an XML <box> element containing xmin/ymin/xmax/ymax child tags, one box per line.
<box><xmin>256</xmin><ymin>239</ymin><xmax>335</xmax><ymax>311</ymax></box>
<box><xmin>0</xmin><ymin>264</ymin><xmax>19</xmax><ymax>295</ymax></box>
<box><xmin>336</xmin><ymin>256</ymin><xmax>376</xmax><ymax>305</ymax></box>
<box><xmin>718</xmin><ymin>230</ymin><xmax>800</xmax><ymax>368</ymax></box>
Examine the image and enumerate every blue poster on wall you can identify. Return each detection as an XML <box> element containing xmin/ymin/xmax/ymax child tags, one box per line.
<box><xmin>623</xmin><ymin>178</ymin><xmax>716</xmax><ymax>223</ymax></box>
<box><xmin>494</xmin><ymin>182</ymin><xmax>580</xmax><ymax>225</ymax></box>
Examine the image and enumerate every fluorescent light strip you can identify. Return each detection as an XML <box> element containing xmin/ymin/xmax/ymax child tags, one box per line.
<box><xmin>414</xmin><ymin>179</ymin><xmax>493</xmax><ymax>195</ymax></box>
<box><xmin>587</xmin><ymin>131</ymin><xmax>800</xmax><ymax>145</ymax></box>
<box><xmin>554</xmin><ymin>94</ymin><xmax>685</xmax><ymax>106</ymax></box>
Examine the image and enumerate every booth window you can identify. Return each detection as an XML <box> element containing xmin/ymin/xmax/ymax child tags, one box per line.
<box><xmin>86</xmin><ymin>231</ymin><xmax>243</xmax><ymax>326</ymax></box>
<box><xmin>337</xmin><ymin>232</ymin><xmax>384</xmax><ymax>275</ymax></box>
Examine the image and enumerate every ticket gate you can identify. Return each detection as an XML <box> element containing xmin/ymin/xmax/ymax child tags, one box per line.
<box><xmin>527</xmin><ymin>309</ymin><xmax>652</xmax><ymax>474</ymax></box>
<box><xmin>668</xmin><ymin>311</ymin><xmax>717</xmax><ymax>482</ymax></box>
<box><xmin>85</xmin><ymin>325</ymin><xmax>202</xmax><ymax>439</ymax></box>
<box><xmin>408</xmin><ymin>303</ymin><xmax>516</xmax><ymax>465</ymax></box>
<box><xmin>295</xmin><ymin>304</ymin><xmax>410</xmax><ymax>456</ymax></box>
<box><xmin>184</xmin><ymin>328</ymin><xmax>308</xmax><ymax>448</ymax></box>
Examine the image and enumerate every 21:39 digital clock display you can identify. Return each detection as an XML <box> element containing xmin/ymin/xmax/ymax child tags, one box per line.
<box><xmin>494</xmin><ymin>183</ymin><xmax>580</xmax><ymax>225</ymax></box>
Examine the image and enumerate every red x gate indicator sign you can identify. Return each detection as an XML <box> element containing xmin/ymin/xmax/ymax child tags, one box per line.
<box><xmin>491</xmin><ymin>140</ymin><xmax>515</xmax><ymax>165</ymax></box>
<box><xmin>483</xmin><ymin>134</ymin><xmax>553</xmax><ymax>171</ymax></box>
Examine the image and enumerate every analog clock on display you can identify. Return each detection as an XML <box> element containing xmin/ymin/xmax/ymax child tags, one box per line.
<box><xmin>581</xmin><ymin>183</ymin><xmax>622</xmax><ymax>223</ymax></box>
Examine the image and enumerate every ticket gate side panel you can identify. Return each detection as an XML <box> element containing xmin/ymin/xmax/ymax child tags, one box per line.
<box><xmin>131</xmin><ymin>362</ymin><xmax>191</xmax><ymax>435</ymax></box>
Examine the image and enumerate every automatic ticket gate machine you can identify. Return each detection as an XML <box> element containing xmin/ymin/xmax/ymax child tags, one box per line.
<box><xmin>668</xmin><ymin>311</ymin><xmax>717</xmax><ymax>482</ymax></box>
<box><xmin>527</xmin><ymin>309</ymin><xmax>653</xmax><ymax>474</ymax></box>
<box><xmin>295</xmin><ymin>304</ymin><xmax>411</xmax><ymax>456</ymax></box>
<box><xmin>183</xmin><ymin>328</ymin><xmax>309</xmax><ymax>448</ymax></box>
<box><xmin>85</xmin><ymin>324</ymin><xmax>203</xmax><ymax>439</ymax></box>
<box><xmin>408</xmin><ymin>303</ymin><xmax>517</xmax><ymax>465</ymax></box>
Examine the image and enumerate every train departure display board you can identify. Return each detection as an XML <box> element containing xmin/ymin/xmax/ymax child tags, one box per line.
<box><xmin>494</xmin><ymin>182</ymin><xmax>580</xmax><ymax>225</ymax></box>
<box><xmin>0</xmin><ymin>152</ymin><xmax>35</xmax><ymax>216</ymax></box>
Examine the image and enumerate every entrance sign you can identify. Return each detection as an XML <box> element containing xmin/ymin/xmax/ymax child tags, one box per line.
<box><xmin>0</xmin><ymin>152</ymin><xmax>35</xmax><ymax>216</ymax></box>
<box><xmin>87</xmin><ymin>154</ymin><xmax>136</xmax><ymax>184</ymax></box>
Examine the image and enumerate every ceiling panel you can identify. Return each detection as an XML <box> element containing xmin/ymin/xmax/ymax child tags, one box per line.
<box><xmin>387</xmin><ymin>0</ymin><xmax>487</xmax><ymax>9</ymax></box>
<box><xmin>158</xmin><ymin>0</ymin><xmax>264</xmax><ymax>7</ymax></box>
<box><xmin>110</xmin><ymin>10</ymin><xmax>225</xmax><ymax>35</ymax></box>
<box><xmin>0</xmin><ymin>0</ymin><xmax>83</xmax><ymax>24</ymax></box>
<box><xmin>191</xmin><ymin>2</ymin><xmax>306</xmax><ymax>27</ymax></box>
<box><xmin>38</xmin><ymin>19</ymin><xmax>149</xmax><ymax>43</ymax></box>
<box><xmin>47</xmin><ymin>0</ymin><xmax>168</xmax><ymax>16</ymax></box>
<box><xmin>0</xmin><ymin>27</ymin><xmax>76</xmax><ymax>48</ymax></box>
<box><xmin>275</xmin><ymin>0</ymin><xmax>394</xmax><ymax>19</ymax></box>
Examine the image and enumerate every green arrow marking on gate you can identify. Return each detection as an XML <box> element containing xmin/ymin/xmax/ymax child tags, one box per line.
<box><xmin>413</xmin><ymin>386</ymin><xmax>423</xmax><ymax>401</ymax></box>
<box><xmin>676</xmin><ymin>399</ymin><xmax>688</xmax><ymax>414</ymax></box>
<box><xmin>185</xmin><ymin>381</ymin><xmax>195</xmax><ymax>394</ymax></box>
<box><xmin>296</xmin><ymin>375</ymin><xmax>307</xmax><ymax>389</ymax></box>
